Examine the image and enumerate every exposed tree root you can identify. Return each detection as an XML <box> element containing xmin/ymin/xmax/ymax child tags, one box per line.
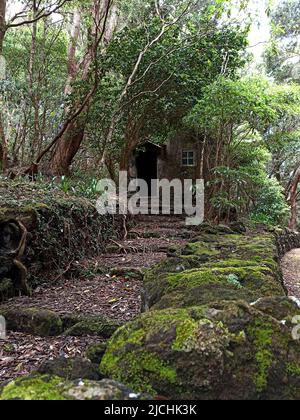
<box><xmin>109</xmin><ymin>239</ymin><xmax>138</xmax><ymax>255</ymax></box>
<box><xmin>0</xmin><ymin>219</ymin><xmax>31</xmax><ymax>297</ymax></box>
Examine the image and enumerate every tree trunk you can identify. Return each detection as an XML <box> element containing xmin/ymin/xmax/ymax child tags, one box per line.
<box><xmin>47</xmin><ymin>9</ymin><xmax>84</xmax><ymax>176</ymax></box>
<box><xmin>48</xmin><ymin>120</ymin><xmax>86</xmax><ymax>176</ymax></box>
<box><xmin>287</xmin><ymin>166</ymin><xmax>300</xmax><ymax>231</ymax></box>
<box><xmin>28</xmin><ymin>2</ymin><xmax>41</xmax><ymax>161</ymax></box>
<box><xmin>47</xmin><ymin>1</ymin><xmax>117</xmax><ymax>176</ymax></box>
<box><xmin>0</xmin><ymin>0</ymin><xmax>8</xmax><ymax>172</ymax></box>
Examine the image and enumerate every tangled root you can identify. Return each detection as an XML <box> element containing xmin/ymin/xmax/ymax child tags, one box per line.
<box><xmin>0</xmin><ymin>219</ymin><xmax>31</xmax><ymax>297</ymax></box>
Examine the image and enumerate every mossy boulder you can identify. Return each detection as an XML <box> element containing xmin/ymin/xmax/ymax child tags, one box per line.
<box><xmin>0</xmin><ymin>306</ymin><xmax>63</xmax><ymax>336</ymax></box>
<box><xmin>100</xmin><ymin>301</ymin><xmax>300</xmax><ymax>400</ymax></box>
<box><xmin>195</xmin><ymin>223</ymin><xmax>236</xmax><ymax>235</ymax></box>
<box><xmin>0</xmin><ymin>307</ymin><xmax>120</xmax><ymax>338</ymax></box>
<box><xmin>37</xmin><ymin>358</ymin><xmax>101</xmax><ymax>381</ymax></box>
<box><xmin>109</xmin><ymin>267</ymin><xmax>143</xmax><ymax>281</ymax></box>
<box><xmin>63</xmin><ymin>315</ymin><xmax>120</xmax><ymax>338</ymax></box>
<box><xmin>0</xmin><ymin>375</ymin><xmax>148</xmax><ymax>400</ymax></box>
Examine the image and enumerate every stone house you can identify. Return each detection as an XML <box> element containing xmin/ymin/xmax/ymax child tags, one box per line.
<box><xmin>130</xmin><ymin>133</ymin><xmax>200</xmax><ymax>190</ymax></box>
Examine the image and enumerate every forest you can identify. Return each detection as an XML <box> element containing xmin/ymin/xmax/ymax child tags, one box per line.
<box><xmin>0</xmin><ymin>0</ymin><xmax>300</xmax><ymax>403</ymax></box>
<box><xmin>0</xmin><ymin>0</ymin><xmax>299</xmax><ymax>227</ymax></box>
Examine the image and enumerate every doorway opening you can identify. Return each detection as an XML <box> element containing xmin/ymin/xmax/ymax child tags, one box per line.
<box><xmin>135</xmin><ymin>142</ymin><xmax>161</xmax><ymax>195</ymax></box>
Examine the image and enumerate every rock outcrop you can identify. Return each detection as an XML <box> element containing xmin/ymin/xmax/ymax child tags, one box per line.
<box><xmin>0</xmin><ymin>376</ymin><xmax>148</xmax><ymax>400</ymax></box>
<box><xmin>0</xmin><ymin>306</ymin><xmax>120</xmax><ymax>338</ymax></box>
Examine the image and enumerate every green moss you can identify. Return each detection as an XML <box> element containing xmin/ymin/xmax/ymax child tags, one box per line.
<box><xmin>100</xmin><ymin>307</ymin><xmax>210</xmax><ymax>394</ymax></box>
<box><xmin>101</xmin><ymin>346</ymin><xmax>177</xmax><ymax>395</ymax></box>
<box><xmin>254</xmin><ymin>350</ymin><xmax>274</xmax><ymax>392</ymax></box>
<box><xmin>172</xmin><ymin>319</ymin><xmax>199</xmax><ymax>351</ymax></box>
<box><xmin>286</xmin><ymin>363</ymin><xmax>300</xmax><ymax>377</ymax></box>
<box><xmin>131</xmin><ymin>352</ymin><xmax>177</xmax><ymax>391</ymax></box>
<box><xmin>203</xmin><ymin>257</ymin><xmax>277</xmax><ymax>271</ymax></box>
<box><xmin>86</xmin><ymin>343</ymin><xmax>107</xmax><ymax>364</ymax></box>
<box><xmin>166</xmin><ymin>266</ymin><xmax>275</xmax><ymax>292</ymax></box>
<box><xmin>0</xmin><ymin>376</ymin><xmax>68</xmax><ymax>401</ymax></box>
<box><xmin>181</xmin><ymin>242</ymin><xmax>220</xmax><ymax>257</ymax></box>
<box><xmin>127</xmin><ymin>329</ymin><xmax>145</xmax><ymax>345</ymax></box>
<box><xmin>248</xmin><ymin>321</ymin><xmax>275</xmax><ymax>392</ymax></box>
<box><xmin>167</xmin><ymin>270</ymin><xmax>225</xmax><ymax>289</ymax></box>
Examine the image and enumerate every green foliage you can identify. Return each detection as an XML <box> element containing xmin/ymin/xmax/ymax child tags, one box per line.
<box><xmin>251</xmin><ymin>178</ymin><xmax>290</xmax><ymax>226</ymax></box>
<box><xmin>2</xmin><ymin>23</ymin><xmax>67</xmax><ymax>157</ymax></box>
<box><xmin>186</xmin><ymin>76</ymin><xmax>277</xmax><ymax>132</ymax></box>
<box><xmin>185</xmin><ymin>76</ymin><xmax>298</xmax><ymax>224</ymax></box>
<box><xmin>265</xmin><ymin>0</ymin><xmax>300</xmax><ymax>83</ymax></box>
<box><xmin>88</xmin><ymin>4</ymin><xmax>249</xmax><ymax>161</ymax></box>
<box><xmin>58</xmin><ymin>176</ymin><xmax>103</xmax><ymax>199</ymax></box>
<box><xmin>226</xmin><ymin>274</ymin><xmax>242</xmax><ymax>289</ymax></box>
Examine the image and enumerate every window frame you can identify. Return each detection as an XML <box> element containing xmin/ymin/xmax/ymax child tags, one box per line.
<box><xmin>182</xmin><ymin>150</ymin><xmax>196</xmax><ymax>167</ymax></box>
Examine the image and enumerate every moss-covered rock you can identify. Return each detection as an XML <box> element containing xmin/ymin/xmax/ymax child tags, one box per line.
<box><xmin>142</xmin><ymin>232</ymin><xmax>284</xmax><ymax>311</ymax></box>
<box><xmin>0</xmin><ymin>306</ymin><xmax>63</xmax><ymax>336</ymax></box>
<box><xmin>86</xmin><ymin>343</ymin><xmax>108</xmax><ymax>364</ymax></box>
<box><xmin>63</xmin><ymin>315</ymin><xmax>120</xmax><ymax>338</ymax></box>
<box><xmin>0</xmin><ymin>375</ymin><xmax>68</xmax><ymax>400</ymax></box>
<box><xmin>143</xmin><ymin>265</ymin><xmax>284</xmax><ymax>311</ymax></box>
<box><xmin>100</xmin><ymin>301</ymin><xmax>300</xmax><ymax>400</ymax></box>
<box><xmin>0</xmin><ymin>375</ymin><xmax>149</xmax><ymax>400</ymax></box>
<box><xmin>37</xmin><ymin>358</ymin><xmax>101</xmax><ymax>381</ymax></box>
<box><xmin>253</xmin><ymin>297</ymin><xmax>300</xmax><ymax>324</ymax></box>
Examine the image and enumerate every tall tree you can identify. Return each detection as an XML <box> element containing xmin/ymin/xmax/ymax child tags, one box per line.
<box><xmin>0</xmin><ymin>0</ymin><xmax>7</xmax><ymax>170</ymax></box>
<box><xmin>264</xmin><ymin>0</ymin><xmax>300</xmax><ymax>229</ymax></box>
<box><xmin>0</xmin><ymin>0</ymin><xmax>72</xmax><ymax>172</ymax></box>
<box><xmin>42</xmin><ymin>0</ymin><xmax>116</xmax><ymax>175</ymax></box>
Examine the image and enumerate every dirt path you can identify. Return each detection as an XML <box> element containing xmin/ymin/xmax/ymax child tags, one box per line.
<box><xmin>0</xmin><ymin>215</ymin><xmax>197</xmax><ymax>384</ymax></box>
<box><xmin>282</xmin><ymin>249</ymin><xmax>300</xmax><ymax>298</ymax></box>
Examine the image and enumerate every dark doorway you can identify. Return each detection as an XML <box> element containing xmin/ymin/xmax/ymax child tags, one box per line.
<box><xmin>136</xmin><ymin>143</ymin><xmax>160</xmax><ymax>195</ymax></box>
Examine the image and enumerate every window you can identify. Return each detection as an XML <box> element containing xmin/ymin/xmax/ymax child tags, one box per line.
<box><xmin>182</xmin><ymin>150</ymin><xmax>195</xmax><ymax>167</ymax></box>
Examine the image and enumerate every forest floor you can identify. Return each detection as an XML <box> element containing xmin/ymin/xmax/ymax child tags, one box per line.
<box><xmin>2</xmin><ymin>211</ymin><xmax>299</xmax><ymax>386</ymax></box>
<box><xmin>282</xmin><ymin>248</ymin><xmax>300</xmax><ymax>299</ymax></box>
<box><xmin>0</xmin><ymin>215</ymin><xmax>197</xmax><ymax>384</ymax></box>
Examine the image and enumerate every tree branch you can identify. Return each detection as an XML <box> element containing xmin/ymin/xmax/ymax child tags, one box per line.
<box><xmin>7</xmin><ymin>0</ymin><xmax>72</xmax><ymax>29</ymax></box>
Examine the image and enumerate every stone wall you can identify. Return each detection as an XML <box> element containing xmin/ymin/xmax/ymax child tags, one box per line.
<box><xmin>276</xmin><ymin>228</ymin><xmax>300</xmax><ymax>258</ymax></box>
<box><xmin>0</xmin><ymin>181</ymin><xmax>124</xmax><ymax>301</ymax></box>
<box><xmin>100</xmin><ymin>225</ymin><xmax>300</xmax><ymax>400</ymax></box>
<box><xmin>160</xmin><ymin>131</ymin><xmax>199</xmax><ymax>181</ymax></box>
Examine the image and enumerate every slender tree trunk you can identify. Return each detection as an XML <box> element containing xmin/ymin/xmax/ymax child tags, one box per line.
<box><xmin>287</xmin><ymin>166</ymin><xmax>300</xmax><ymax>231</ymax></box>
<box><xmin>120</xmin><ymin>143</ymin><xmax>135</xmax><ymax>172</ymax></box>
<box><xmin>0</xmin><ymin>1</ymin><xmax>5</xmax><ymax>51</ymax></box>
<box><xmin>0</xmin><ymin>0</ymin><xmax>8</xmax><ymax>171</ymax></box>
<box><xmin>119</xmin><ymin>119</ymin><xmax>140</xmax><ymax>171</ymax></box>
<box><xmin>28</xmin><ymin>1</ymin><xmax>40</xmax><ymax>161</ymax></box>
<box><xmin>48</xmin><ymin>9</ymin><xmax>85</xmax><ymax>175</ymax></box>
<box><xmin>48</xmin><ymin>0</ymin><xmax>116</xmax><ymax>176</ymax></box>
